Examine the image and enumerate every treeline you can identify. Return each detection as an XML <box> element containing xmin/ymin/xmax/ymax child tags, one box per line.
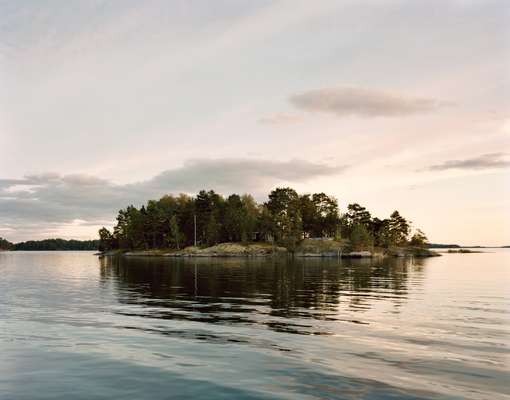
<box><xmin>428</xmin><ymin>243</ymin><xmax>460</xmax><ymax>249</ymax></box>
<box><xmin>99</xmin><ymin>188</ymin><xmax>428</xmax><ymax>252</ymax></box>
<box><xmin>6</xmin><ymin>239</ymin><xmax>99</xmax><ymax>251</ymax></box>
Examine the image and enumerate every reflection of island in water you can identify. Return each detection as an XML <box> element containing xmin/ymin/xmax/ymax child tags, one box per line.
<box><xmin>100</xmin><ymin>257</ymin><xmax>426</xmax><ymax>335</ymax></box>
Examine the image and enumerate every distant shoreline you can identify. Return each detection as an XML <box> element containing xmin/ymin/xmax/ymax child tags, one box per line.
<box><xmin>428</xmin><ymin>244</ymin><xmax>509</xmax><ymax>249</ymax></box>
<box><xmin>0</xmin><ymin>238</ymin><xmax>99</xmax><ymax>251</ymax></box>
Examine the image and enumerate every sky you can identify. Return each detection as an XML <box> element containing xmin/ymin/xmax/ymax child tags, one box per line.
<box><xmin>0</xmin><ymin>0</ymin><xmax>509</xmax><ymax>245</ymax></box>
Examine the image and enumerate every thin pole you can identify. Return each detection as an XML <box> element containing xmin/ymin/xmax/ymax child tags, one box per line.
<box><xmin>194</xmin><ymin>214</ymin><xmax>197</xmax><ymax>246</ymax></box>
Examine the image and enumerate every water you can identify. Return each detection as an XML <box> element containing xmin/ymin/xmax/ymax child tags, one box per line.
<box><xmin>0</xmin><ymin>251</ymin><xmax>508</xmax><ymax>399</ymax></box>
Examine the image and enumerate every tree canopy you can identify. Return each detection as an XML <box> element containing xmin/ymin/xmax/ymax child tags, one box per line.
<box><xmin>99</xmin><ymin>187</ymin><xmax>427</xmax><ymax>252</ymax></box>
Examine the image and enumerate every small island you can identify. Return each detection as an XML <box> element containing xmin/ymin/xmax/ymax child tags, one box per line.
<box><xmin>97</xmin><ymin>187</ymin><xmax>438</xmax><ymax>259</ymax></box>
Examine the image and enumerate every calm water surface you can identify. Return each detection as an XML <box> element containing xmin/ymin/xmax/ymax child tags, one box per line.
<box><xmin>0</xmin><ymin>251</ymin><xmax>509</xmax><ymax>399</ymax></box>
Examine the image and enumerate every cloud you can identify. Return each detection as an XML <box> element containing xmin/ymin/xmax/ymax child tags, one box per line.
<box><xmin>258</xmin><ymin>113</ymin><xmax>303</xmax><ymax>125</ymax></box>
<box><xmin>289</xmin><ymin>86</ymin><xmax>446</xmax><ymax>118</ymax></box>
<box><xmin>141</xmin><ymin>158</ymin><xmax>345</xmax><ymax>194</ymax></box>
<box><xmin>0</xmin><ymin>158</ymin><xmax>346</xmax><ymax>241</ymax></box>
<box><xmin>425</xmin><ymin>153</ymin><xmax>510</xmax><ymax>171</ymax></box>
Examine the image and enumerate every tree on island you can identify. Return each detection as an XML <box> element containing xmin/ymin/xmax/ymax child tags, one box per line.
<box><xmin>350</xmin><ymin>224</ymin><xmax>373</xmax><ymax>251</ymax></box>
<box><xmin>388</xmin><ymin>211</ymin><xmax>410</xmax><ymax>245</ymax></box>
<box><xmin>167</xmin><ymin>215</ymin><xmax>183</xmax><ymax>249</ymax></box>
<box><xmin>265</xmin><ymin>187</ymin><xmax>303</xmax><ymax>249</ymax></box>
<box><xmin>409</xmin><ymin>229</ymin><xmax>428</xmax><ymax>248</ymax></box>
<box><xmin>300</xmin><ymin>193</ymin><xmax>340</xmax><ymax>238</ymax></box>
<box><xmin>98</xmin><ymin>228</ymin><xmax>115</xmax><ymax>251</ymax></box>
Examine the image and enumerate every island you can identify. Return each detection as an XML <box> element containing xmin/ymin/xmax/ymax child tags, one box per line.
<box><xmin>96</xmin><ymin>187</ymin><xmax>439</xmax><ymax>259</ymax></box>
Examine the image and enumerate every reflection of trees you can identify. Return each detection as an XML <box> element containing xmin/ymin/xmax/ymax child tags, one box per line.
<box><xmin>100</xmin><ymin>256</ymin><xmax>427</xmax><ymax>333</ymax></box>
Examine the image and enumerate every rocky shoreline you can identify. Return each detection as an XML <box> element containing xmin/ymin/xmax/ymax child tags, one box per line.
<box><xmin>98</xmin><ymin>242</ymin><xmax>440</xmax><ymax>259</ymax></box>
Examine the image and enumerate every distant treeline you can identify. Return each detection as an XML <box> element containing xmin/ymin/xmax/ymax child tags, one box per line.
<box><xmin>0</xmin><ymin>238</ymin><xmax>99</xmax><ymax>251</ymax></box>
<box><xmin>428</xmin><ymin>243</ymin><xmax>461</xmax><ymax>249</ymax></box>
<box><xmin>99</xmin><ymin>187</ymin><xmax>428</xmax><ymax>252</ymax></box>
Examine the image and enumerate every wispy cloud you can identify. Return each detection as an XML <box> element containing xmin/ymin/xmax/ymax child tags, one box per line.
<box><xmin>0</xmin><ymin>158</ymin><xmax>346</xmax><ymax>241</ymax></box>
<box><xmin>258</xmin><ymin>113</ymin><xmax>303</xmax><ymax>125</ymax></box>
<box><xmin>289</xmin><ymin>86</ymin><xmax>447</xmax><ymax>118</ymax></box>
<box><xmin>425</xmin><ymin>153</ymin><xmax>510</xmax><ymax>171</ymax></box>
